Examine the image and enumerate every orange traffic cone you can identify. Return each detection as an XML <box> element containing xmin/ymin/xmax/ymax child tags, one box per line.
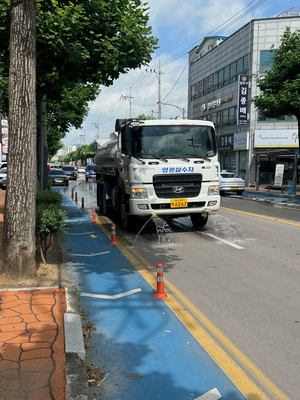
<box><xmin>91</xmin><ymin>206</ymin><xmax>97</xmax><ymax>222</ymax></box>
<box><xmin>154</xmin><ymin>263</ymin><xmax>168</xmax><ymax>298</ymax></box>
<box><xmin>110</xmin><ymin>223</ymin><xmax>117</xmax><ymax>244</ymax></box>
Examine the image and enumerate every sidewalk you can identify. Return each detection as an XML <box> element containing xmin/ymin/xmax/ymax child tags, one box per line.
<box><xmin>243</xmin><ymin>185</ymin><xmax>300</xmax><ymax>203</ymax></box>
<box><xmin>0</xmin><ymin>189</ymin><xmax>86</xmax><ymax>400</ymax></box>
<box><xmin>0</xmin><ymin>288</ymin><xmax>66</xmax><ymax>400</ymax></box>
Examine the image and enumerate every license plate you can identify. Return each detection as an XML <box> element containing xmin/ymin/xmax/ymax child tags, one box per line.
<box><xmin>170</xmin><ymin>198</ymin><xmax>188</xmax><ymax>208</ymax></box>
<box><xmin>231</xmin><ymin>187</ymin><xmax>239</xmax><ymax>190</ymax></box>
<box><xmin>55</xmin><ymin>179</ymin><xmax>63</xmax><ymax>182</ymax></box>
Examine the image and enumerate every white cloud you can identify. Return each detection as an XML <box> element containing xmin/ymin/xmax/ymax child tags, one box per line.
<box><xmin>64</xmin><ymin>0</ymin><xmax>295</xmax><ymax>146</ymax></box>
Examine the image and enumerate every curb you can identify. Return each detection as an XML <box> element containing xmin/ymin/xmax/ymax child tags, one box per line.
<box><xmin>243</xmin><ymin>190</ymin><xmax>300</xmax><ymax>204</ymax></box>
<box><xmin>55</xmin><ymin>236</ymin><xmax>89</xmax><ymax>400</ymax></box>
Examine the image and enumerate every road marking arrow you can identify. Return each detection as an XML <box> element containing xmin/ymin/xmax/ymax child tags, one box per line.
<box><xmin>81</xmin><ymin>288</ymin><xmax>142</xmax><ymax>300</ymax></box>
<box><xmin>195</xmin><ymin>388</ymin><xmax>222</xmax><ymax>400</ymax></box>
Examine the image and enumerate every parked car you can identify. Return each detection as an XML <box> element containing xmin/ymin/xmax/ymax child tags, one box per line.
<box><xmin>219</xmin><ymin>171</ymin><xmax>245</xmax><ymax>195</ymax></box>
<box><xmin>85</xmin><ymin>164</ymin><xmax>96</xmax><ymax>181</ymax></box>
<box><xmin>61</xmin><ymin>165</ymin><xmax>77</xmax><ymax>180</ymax></box>
<box><xmin>0</xmin><ymin>167</ymin><xmax>7</xmax><ymax>179</ymax></box>
<box><xmin>50</xmin><ymin>169</ymin><xmax>69</xmax><ymax>186</ymax></box>
<box><xmin>0</xmin><ymin>177</ymin><xmax>6</xmax><ymax>190</ymax></box>
<box><xmin>0</xmin><ymin>162</ymin><xmax>7</xmax><ymax>169</ymax></box>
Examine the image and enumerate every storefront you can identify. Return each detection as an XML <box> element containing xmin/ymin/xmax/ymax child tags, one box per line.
<box><xmin>218</xmin><ymin>132</ymin><xmax>249</xmax><ymax>179</ymax></box>
<box><xmin>254</xmin><ymin>130</ymin><xmax>299</xmax><ymax>186</ymax></box>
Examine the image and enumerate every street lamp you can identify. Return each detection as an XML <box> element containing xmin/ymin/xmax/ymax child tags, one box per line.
<box><xmin>160</xmin><ymin>102</ymin><xmax>186</xmax><ymax>119</ymax></box>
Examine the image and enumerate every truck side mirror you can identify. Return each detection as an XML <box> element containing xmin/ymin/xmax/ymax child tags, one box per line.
<box><xmin>121</xmin><ymin>125</ymin><xmax>133</xmax><ymax>155</ymax></box>
<box><xmin>115</xmin><ymin>119</ymin><xmax>125</xmax><ymax>132</ymax></box>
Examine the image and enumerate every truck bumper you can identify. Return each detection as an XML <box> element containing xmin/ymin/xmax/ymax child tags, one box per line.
<box><xmin>128</xmin><ymin>196</ymin><xmax>220</xmax><ymax>218</ymax></box>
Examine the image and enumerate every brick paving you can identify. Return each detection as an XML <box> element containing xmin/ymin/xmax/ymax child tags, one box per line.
<box><xmin>0</xmin><ymin>288</ymin><xmax>66</xmax><ymax>400</ymax></box>
<box><xmin>0</xmin><ymin>190</ymin><xmax>66</xmax><ymax>399</ymax></box>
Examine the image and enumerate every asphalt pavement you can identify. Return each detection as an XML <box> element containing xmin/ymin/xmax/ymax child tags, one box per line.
<box><xmin>61</xmin><ymin>185</ymin><xmax>300</xmax><ymax>400</ymax></box>
<box><xmin>1</xmin><ymin>185</ymin><xmax>299</xmax><ymax>400</ymax></box>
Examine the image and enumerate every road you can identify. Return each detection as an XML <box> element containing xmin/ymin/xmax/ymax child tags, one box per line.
<box><xmin>65</xmin><ymin>177</ymin><xmax>300</xmax><ymax>399</ymax></box>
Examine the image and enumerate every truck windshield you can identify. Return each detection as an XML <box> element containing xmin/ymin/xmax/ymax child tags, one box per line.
<box><xmin>131</xmin><ymin>125</ymin><xmax>217</xmax><ymax>159</ymax></box>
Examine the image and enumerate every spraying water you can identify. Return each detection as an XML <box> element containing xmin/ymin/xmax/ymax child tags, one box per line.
<box><xmin>132</xmin><ymin>213</ymin><xmax>174</xmax><ymax>247</ymax></box>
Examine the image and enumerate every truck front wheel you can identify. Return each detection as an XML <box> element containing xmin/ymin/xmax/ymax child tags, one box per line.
<box><xmin>120</xmin><ymin>194</ymin><xmax>134</xmax><ymax>230</ymax></box>
<box><xmin>190</xmin><ymin>213</ymin><xmax>208</xmax><ymax>228</ymax></box>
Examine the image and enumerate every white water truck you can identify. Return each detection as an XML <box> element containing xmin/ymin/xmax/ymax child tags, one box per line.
<box><xmin>94</xmin><ymin>118</ymin><xmax>220</xmax><ymax>230</ymax></box>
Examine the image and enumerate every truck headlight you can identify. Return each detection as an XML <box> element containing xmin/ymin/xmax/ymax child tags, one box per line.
<box><xmin>208</xmin><ymin>185</ymin><xmax>219</xmax><ymax>196</ymax></box>
<box><xmin>131</xmin><ymin>188</ymin><xmax>148</xmax><ymax>199</ymax></box>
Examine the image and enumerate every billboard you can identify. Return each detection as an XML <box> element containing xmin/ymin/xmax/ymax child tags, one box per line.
<box><xmin>237</xmin><ymin>75</ymin><xmax>249</xmax><ymax>125</ymax></box>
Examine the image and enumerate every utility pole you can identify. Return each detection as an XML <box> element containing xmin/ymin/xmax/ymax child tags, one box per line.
<box><xmin>92</xmin><ymin>120</ymin><xmax>100</xmax><ymax>140</ymax></box>
<box><xmin>80</xmin><ymin>131</ymin><xmax>86</xmax><ymax>145</ymax></box>
<box><xmin>146</xmin><ymin>60</ymin><xmax>163</xmax><ymax>119</ymax></box>
<box><xmin>120</xmin><ymin>88</ymin><xmax>133</xmax><ymax>118</ymax></box>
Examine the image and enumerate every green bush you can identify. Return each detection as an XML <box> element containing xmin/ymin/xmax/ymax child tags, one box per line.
<box><xmin>36</xmin><ymin>189</ymin><xmax>63</xmax><ymax>206</ymax></box>
<box><xmin>36</xmin><ymin>203</ymin><xmax>67</xmax><ymax>239</ymax></box>
<box><xmin>35</xmin><ymin>189</ymin><xmax>67</xmax><ymax>256</ymax></box>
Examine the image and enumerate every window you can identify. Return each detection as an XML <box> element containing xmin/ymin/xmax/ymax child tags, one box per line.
<box><xmin>236</xmin><ymin>57</ymin><xmax>244</xmax><ymax>74</ymax></box>
<box><xmin>212</xmin><ymin>112</ymin><xmax>218</xmax><ymax>124</ymax></box>
<box><xmin>213</xmin><ymin>72</ymin><xmax>218</xmax><ymax>87</ymax></box>
<box><xmin>230</xmin><ymin>61</ymin><xmax>236</xmax><ymax>78</ymax></box>
<box><xmin>222</xmin><ymin>109</ymin><xmax>229</xmax><ymax>124</ymax></box>
<box><xmin>223</xmin><ymin>66</ymin><xmax>230</xmax><ymax>83</ymax></box>
<box><xmin>204</xmin><ymin>78</ymin><xmax>209</xmax><ymax>91</ymax></box>
<box><xmin>199</xmin><ymin>80</ymin><xmax>203</xmax><ymax>93</ymax></box>
<box><xmin>260</xmin><ymin>50</ymin><xmax>274</xmax><ymax>73</ymax></box>
<box><xmin>228</xmin><ymin>107</ymin><xmax>236</xmax><ymax>123</ymax></box>
<box><xmin>218</xmin><ymin>69</ymin><xmax>223</xmax><ymax>87</ymax></box>
<box><xmin>243</xmin><ymin>54</ymin><xmax>249</xmax><ymax>72</ymax></box>
<box><xmin>191</xmin><ymin>85</ymin><xmax>196</xmax><ymax>97</ymax></box>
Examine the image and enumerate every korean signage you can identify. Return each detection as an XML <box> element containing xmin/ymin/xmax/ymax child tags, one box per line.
<box><xmin>254</xmin><ymin>130</ymin><xmax>298</xmax><ymax>148</ymax></box>
<box><xmin>237</xmin><ymin>74</ymin><xmax>249</xmax><ymax>125</ymax></box>
<box><xmin>1</xmin><ymin>118</ymin><xmax>8</xmax><ymax>161</ymax></box>
<box><xmin>218</xmin><ymin>132</ymin><xmax>249</xmax><ymax>151</ymax></box>
<box><xmin>274</xmin><ymin>164</ymin><xmax>284</xmax><ymax>187</ymax></box>
<box><xmin>200</xmin><ymin>93</ymin><xmax>233</xmax><ymax>112</ymax></box>
<box><xmin>234</xmin><ymin>132</ymin><xmax>249</xmax><ymax>150</ymax></box>
<box><xmin>218</xmin><ymin>133</ymin><xmax>234</xmax><ymax>151</ymax></box>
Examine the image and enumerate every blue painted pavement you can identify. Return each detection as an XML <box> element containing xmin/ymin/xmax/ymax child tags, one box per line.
<box><xmin>62</xmin><ymin>193</ymin><xmax>247</xmax><ymax>400</ymax></box>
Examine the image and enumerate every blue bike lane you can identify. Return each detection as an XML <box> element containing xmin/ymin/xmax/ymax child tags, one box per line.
<box><xmin>61</xmin><ymin>191</ymin><xmax>270</xmax><ymax>400</ymax></box>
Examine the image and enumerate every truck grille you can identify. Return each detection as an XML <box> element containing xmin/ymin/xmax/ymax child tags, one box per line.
<box><xmin>153</xmin><ymin>174</ymin><xmax>202</xmax><ymax>199</ymax></box>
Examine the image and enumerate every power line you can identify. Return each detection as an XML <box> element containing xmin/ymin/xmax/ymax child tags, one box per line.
<box><xmin>96</xmin><ymin>0</ymin><xmax>265</xmax><ymax>127</ymax></box>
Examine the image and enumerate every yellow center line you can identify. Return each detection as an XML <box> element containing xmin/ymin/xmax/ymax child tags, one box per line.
<box><xmin>96</xmin><ymin>215</ymin><xmax>290</xmax><ymax>399</ymax></box>
<box><xmin>221</xmin><ymin>206</ymin><xmax>300</xmax><ymax>227</ymax></box>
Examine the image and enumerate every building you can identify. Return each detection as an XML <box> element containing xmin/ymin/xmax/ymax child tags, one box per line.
<box><xmin>188</xmin><ymin>7</ymin><xmax>300</xmax><ymax>186</ymax></box>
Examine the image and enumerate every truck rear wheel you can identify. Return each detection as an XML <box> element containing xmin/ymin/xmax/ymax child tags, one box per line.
<box><xmin>97</xmin><ymin>184</ymin><xmax>107</xmax><ymax>216</ymax></box>
<box><xmin>101</xmin><ymin>187</ymin><xmax>108</xmax><ymax>216</ymax></box>
<box><xmin>190</xmin><ymin>213</ymin><xmax>208</xmax><ymax>227</ymax></box>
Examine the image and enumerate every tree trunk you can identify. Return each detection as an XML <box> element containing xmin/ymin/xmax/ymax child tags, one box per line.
<box><xmin>1</xmin><ymin>0</ymin><xmax>37</xmax><ymax>278</ymax></box>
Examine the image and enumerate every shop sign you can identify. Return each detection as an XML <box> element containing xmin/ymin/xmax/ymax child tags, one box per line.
<box><xmin>1</xmin><ymin>118</ymin><xmax>8</xmax><ymax>157</ymax></box>
<box><xmin>218</xmin><ymin>133</ymin><xmax>234</xmax><ymax>151</ymax></box>
<box><xmin>201</xmin><ymin>93</ymin><xmax>233</xmax><ymax>112</ymax></box>
<box><xmin>254</xmin><ymin>130</ymin><xmax>298</xmax><ymax>148</ymax></box>
<box><xmin>1</xmin><ymin>136</ymin><xmax>8</xmax><ymax>154</ymax></box>
<box><xmin>237</xmin><ymin>75</ymin><xmax>249</xmax><ymax>125</ymax></box>
<box><xmin>234</xmin><ymin>132</ymin><xmax>248</xmax><ymax>150</ymax></box>
<box><xmin>274</xmin><ymin>164</ymin><xmax>284</xmax><ymax>186</ymax></box>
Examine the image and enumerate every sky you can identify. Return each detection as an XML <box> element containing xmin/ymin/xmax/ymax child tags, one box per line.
<box><xmin>63</xmin><ymin>0</ymin><xmax>300</xmax><ymax>147</ymax></box>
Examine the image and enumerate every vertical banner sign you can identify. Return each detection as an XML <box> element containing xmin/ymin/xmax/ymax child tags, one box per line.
<box><xmin>237</xmin><ymin>74</ymin><xmax>249</xmax><ymax>125</ymax></box>
<box><xmin>274</xmin><ymin>164</ymin><xmax>284</xmax><ymax>187</ymax></box>
<box><xmin>1</xmin><ymin>118</ymin><xmax>8</xmax><ymax>162</ymax></box>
